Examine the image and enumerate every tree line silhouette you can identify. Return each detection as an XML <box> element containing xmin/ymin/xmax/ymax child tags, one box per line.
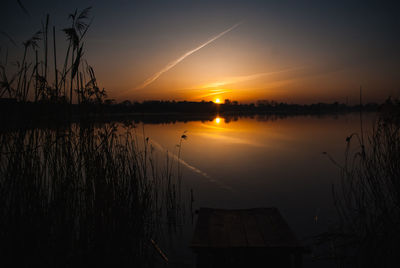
<box><xmin>85</xmin><ymin>98</ymin><xmax>380</xmax><ymax>115</ymax></box>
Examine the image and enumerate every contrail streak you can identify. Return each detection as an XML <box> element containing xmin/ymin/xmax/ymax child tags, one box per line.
<box><xmin>136</xmin><ymin>22</ymin><xmax>242</xmax><ymax>90</ymax></box>
<box><xmin>148</xmin><ymin>137</ymin><xmax>235</xmax><ymax>192</ymax></box>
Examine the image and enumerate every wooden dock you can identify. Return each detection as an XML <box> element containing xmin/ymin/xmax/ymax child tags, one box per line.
<box><xmin>191</xmin><ymin>207</ymin><xmax>306</xmax><ymax>268</ymax></box>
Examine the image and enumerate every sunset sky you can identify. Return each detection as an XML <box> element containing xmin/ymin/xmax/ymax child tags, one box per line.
<box><xmin>1</xmin><ymin>0</ymin><xmax>400</xmax><ymax>103</ymax></box>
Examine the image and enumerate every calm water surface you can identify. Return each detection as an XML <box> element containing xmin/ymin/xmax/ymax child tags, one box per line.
<box><xmin>137</xmin><ymin>113</ymin><xmax>375</xmax><ymax>266</ymax></box>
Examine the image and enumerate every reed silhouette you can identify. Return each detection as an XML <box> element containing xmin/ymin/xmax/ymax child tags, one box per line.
<box><xmin>0</xmin><ymin>7</ymin><xmax>106</xmax><ymax>105</ymax></box>
<box><xmin>317</xmin><ymin>98</ymin><xmax>400</xmax><ymax>267</ymax></box>
<box><xmin>0</xmin><ymin>123</ymin><xmax>186</xmax><ymax>267</ymax></box>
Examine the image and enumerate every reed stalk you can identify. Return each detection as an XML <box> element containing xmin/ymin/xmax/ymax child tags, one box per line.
<box><xmin>319</xmin><ymin>99</ymin><xmax>400</xmax><ymax>267</ymax></box>
<box><xmin>0</xmin><ymin>7</ymin><xmax>103</xmax><ymax>105</ymax></box>
<box><xmin>0</xmin><ymin>123</ymin><xmax>185</xmax><ymax>267</ymax></box>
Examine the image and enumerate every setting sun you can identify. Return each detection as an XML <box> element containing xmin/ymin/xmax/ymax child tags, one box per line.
<box><xmin>2</xmin><ymin>1</ymin><xmax>399</xmax><ymax>266</ymax></box>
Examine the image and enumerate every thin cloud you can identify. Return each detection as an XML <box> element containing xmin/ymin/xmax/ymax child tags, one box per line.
<box><xmin>200</xmin><ymin>67</ymin><xmax>305</xmax><ymax>89</ymax></box>
<box><xmin>135</xmin><ymin>22</ymin><xmax>242</xmax><ymax>90</ymax></box>
<box><xmin>197</xmin><ymin>89</ymin><xmax>232</xmax><ymax>99</ymax></box>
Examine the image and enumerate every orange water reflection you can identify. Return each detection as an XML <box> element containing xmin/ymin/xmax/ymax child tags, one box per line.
<box><xmin>136</xmin><ymin>114</ymin><xmax>373</xmax><ymax>195</ymax></box>
<box><xmin>122</xmin><ymin>113</ymin><xmax>375</xmax><ymax>265</ymax></box>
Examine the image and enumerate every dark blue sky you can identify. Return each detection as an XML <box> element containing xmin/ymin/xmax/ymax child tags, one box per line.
<box><xmin>1</xmin><ymin>0</ymin><xmax>399</xmax><ymax>103</ymax></box>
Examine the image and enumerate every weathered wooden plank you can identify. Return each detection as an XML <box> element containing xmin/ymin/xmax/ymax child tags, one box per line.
<box><xmin>255</xmin><ymin>208</ymin><xmax>300</xmax><ymax>247</ymax></box>
<box><xmin>241</xmin><ymin>209</ymin><xmax>265</xmax><ymax>247</ymax></box>
<box><xmin>272</xmin><ymin>208</ymin><xmax>301</xmax><ymax>247</ymax></box>
<box><xmin>252</xmin><ymin>208</ymin><xmax>281</xmax><ymax>246</ymax></box>
<box><xmin>207</xmin><ymin>209</ymin><xmax>230</xmax><ymax>247</ymax></box>
<box><xmin>225</xmin><ymin>211</ymin><xmax>247</xmax><ymax>247</ymax></box>
<box><xmin>191</xmin><ymin>208</ymin><xmax>212</xmax><ymax>247</ymax></box>
<box><xmin>191</xmin><ymin>207</ymin><xmax>301</xmax><ymax>250</ymax></box>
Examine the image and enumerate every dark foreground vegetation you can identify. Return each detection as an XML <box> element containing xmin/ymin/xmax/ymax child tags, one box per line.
<box><xmin>316</xmin><ymin>99</ymin><xmax>400</xmax><ymax>267</ymax></box>
<box><xmin>2</xmin><ymin>3</ymin><xmax>399</xmax><ymax>267</ymax></box>
<box><xmin>0</xmin><ymin>123</ymin><xmax>186</xmax><ymax>267</ymax></box>
<box><xmin>0</xmin><ymin>7</ymin><xmax>187</xmax><ymax>267</ymax></box>
<box><xmin>0</xmin><ymin>6</ymin><xmax>106</xmax><ymax>105</ymax></box>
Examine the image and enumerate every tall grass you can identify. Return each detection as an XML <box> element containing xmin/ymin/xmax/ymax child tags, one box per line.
<box><xmin>0</xmin><ymin>7</ymin><xmax>106</xmax><ymax>104</ymax></box>
<box><xmin>0</xmin><ymin>123</ymin><xmax>185</xmax><ymax>267</ymax></box>
<box><xmin>319</xmin><ymin>100</ymin><xmax>400</xmax><ymax>267</ymax></box>
<box><xmin>0</xmin><ymin>6</ymin><xmax>187</xmax><ymax>267</ymax></box>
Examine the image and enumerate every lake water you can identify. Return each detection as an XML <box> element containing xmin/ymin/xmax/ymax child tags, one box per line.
<box><xmin>0</xmin><ymin>112</ymin><xmax>377</xmax><ymax>266</ymax></box>
<box><xmin>137</xmin><ymin>113</ymin><xmax>376</xmax><ymax>267</ymax></box>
